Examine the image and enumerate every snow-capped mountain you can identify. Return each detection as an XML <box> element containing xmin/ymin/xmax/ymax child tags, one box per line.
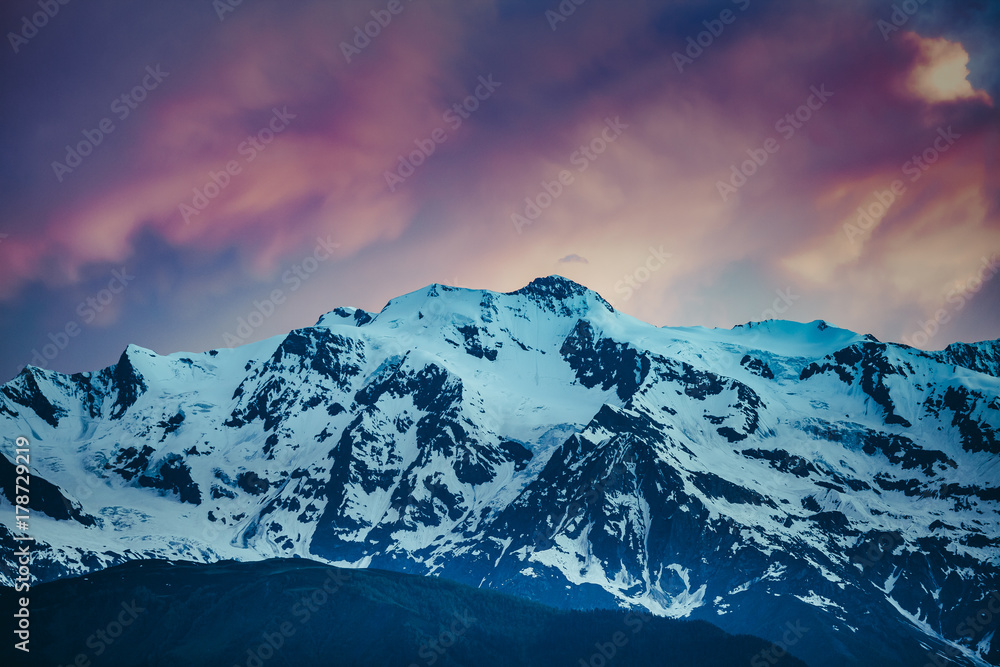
<box><xmin>2</xmin><ymin>276</ymin><xmax>998</xmax><ymax>667</ymax></box>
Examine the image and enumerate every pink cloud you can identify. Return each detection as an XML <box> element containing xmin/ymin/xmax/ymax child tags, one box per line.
<box><xmin>1</xmin><ymin>0</ymin><xmax>998</xmax><ymax>357</ymax></box>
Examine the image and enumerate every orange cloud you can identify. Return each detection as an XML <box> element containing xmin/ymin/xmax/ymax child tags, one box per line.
<box><xmin>902</xmin><ymin>32</ymin><xmax>992</xmax><ymax>106</ymax></box>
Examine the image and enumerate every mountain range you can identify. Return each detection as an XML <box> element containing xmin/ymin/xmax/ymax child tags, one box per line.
<box><xmin>2</xmin><ymin>275</ymin><xmax>998</xmax><ymax>666</ymax></box>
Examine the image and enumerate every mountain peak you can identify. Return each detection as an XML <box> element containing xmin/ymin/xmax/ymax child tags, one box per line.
<box><xmin>509</xmin><ymin>274</ymin><xmax>593</xmax><ymax>298</ymax></box>
<box><xmin>508</xmin><ymin>275</ymin><xmax>614</xmax><ymax>316</ymax></box>
<box><xmin>314</xmin><ymin>276</ymin><xmax>615</xmax><ymax>332</ymax></box>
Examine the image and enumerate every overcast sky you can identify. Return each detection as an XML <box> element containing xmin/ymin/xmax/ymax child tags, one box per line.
<box><xmin>1</xmin><ymin>0</ymin><xmax>999</xmax><ymax>381</ymax></box>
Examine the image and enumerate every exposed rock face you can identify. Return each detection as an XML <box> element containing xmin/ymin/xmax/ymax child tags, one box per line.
<box><xmin>2</xmin><ymin>276</ymin><xmax>998</xmax><ymax>667</ymax></box>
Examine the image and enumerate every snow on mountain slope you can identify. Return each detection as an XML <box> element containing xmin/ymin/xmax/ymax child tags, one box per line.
<box><xmin>1</xmin><ymin>276</ymin><xmax>998</xmax><ymax>667</ymax></box>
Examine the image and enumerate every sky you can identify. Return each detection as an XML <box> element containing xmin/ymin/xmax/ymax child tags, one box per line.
<box><xmin>1</xmin><ymin>0</ymin><xmax>998</xmax><ymax>382</ymax></box>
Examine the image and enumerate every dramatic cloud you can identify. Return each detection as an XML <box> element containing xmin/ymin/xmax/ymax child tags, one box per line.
<box><xmin>1</xmin><ymin>0</ymin><xmax>998</xmax><ymax>380</ymax></box>
<box><xmin>903</xmin><ymin>33</ymin><xmax>993</xmax><ymax>105</ymax></box>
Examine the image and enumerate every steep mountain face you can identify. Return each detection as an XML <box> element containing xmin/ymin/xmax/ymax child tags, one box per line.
<box><xmin>2</xmin><ymin>276</ymin><xmax>998</xmax><ymax>667</ymax></box>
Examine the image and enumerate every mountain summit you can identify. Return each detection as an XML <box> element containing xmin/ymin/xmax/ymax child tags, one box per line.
<box><xmin>2</xmin><ymin>277</ymin><xmax>999</xmax><ymax>666</ymax></box>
